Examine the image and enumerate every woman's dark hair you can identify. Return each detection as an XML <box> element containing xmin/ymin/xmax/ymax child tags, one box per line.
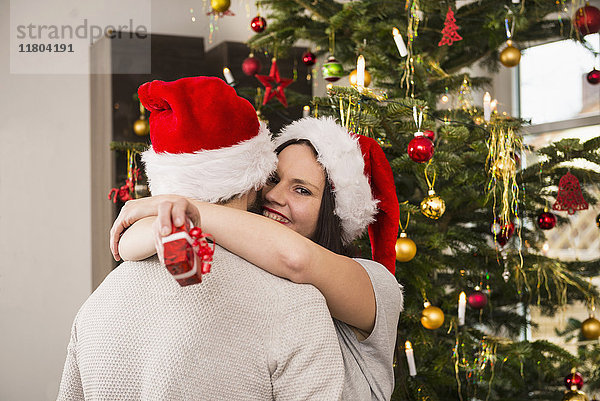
<box><xmin>274</xmin><ymin>139</ymin><xmax>350</xmax><ymax>256</ymax></box>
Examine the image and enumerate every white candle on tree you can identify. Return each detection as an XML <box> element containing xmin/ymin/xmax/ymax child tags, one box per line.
<box><xmin>405</xmin><ymin>341</ymin><xmax>417</xmax><ymax>376</ymax></box>
<box><xmin>222</xmin><ymin>67</ymin><xmax>235</xmax><ymax>85</ymax></box>
<box><xmin>303</xmin><ymin>105</ymin><xmax>310</xmax><ymax>118</ymax></box>
<box><xmin>458</xmin><ymin>291</ymin><xmax>467</xmax><ymax>326</ymax></box>
<box><xmin>356</xmin><ymin>55</ymin><xmax>365</xmax><ymax>90</ymax></box>
<box><xmin>483</xmin><ymin>92</ymin><xmax>492</xmax><ymax>122</ymax></box>
<box><xmin>392</xmin><ymin>27</ymin><xmax>408</xmax><ymax>57</ymax></box>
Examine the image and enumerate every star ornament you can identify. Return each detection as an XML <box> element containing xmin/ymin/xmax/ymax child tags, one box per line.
<box><xmin>255</xmin><ymin>59</ymin><xmax>293</xmax><ymax>107</ymax></box>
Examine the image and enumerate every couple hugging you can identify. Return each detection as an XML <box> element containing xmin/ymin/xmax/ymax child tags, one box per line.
<box><xmin>58</xmin><ymin>76</ymin><xmax>403</xmax><ymax>401</ymax></box>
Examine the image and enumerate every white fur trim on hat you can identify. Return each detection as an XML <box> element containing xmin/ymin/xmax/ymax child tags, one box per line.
<box><xmin>274</xmin><ymin>117</ymin><xmax>378</xmax><ymax>244</ymax></box>
<box><xmin>143</xmin><ymin>122</ymin><xmax>277</xmax><ymax>203</ymax></box>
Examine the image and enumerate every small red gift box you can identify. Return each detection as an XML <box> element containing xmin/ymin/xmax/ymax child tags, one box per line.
<box><xmin>162</xmin><ymin>225</ymin><xmax>203</xmax><ymax>286</ymax></box>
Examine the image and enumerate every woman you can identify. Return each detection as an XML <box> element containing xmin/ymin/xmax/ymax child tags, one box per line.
<box><xmin>112</xmin><ymin>117</ymin><xmax>403</xmax><ymax>401</ymax></box>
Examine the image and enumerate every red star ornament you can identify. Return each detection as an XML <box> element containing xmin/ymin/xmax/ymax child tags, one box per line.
<box><xmin>255</xmin><ymin>59</ymin><xmax>293</xmax><ymax>107</ymax></box>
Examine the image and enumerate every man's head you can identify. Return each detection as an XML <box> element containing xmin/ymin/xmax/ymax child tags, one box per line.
<box><xmin>138</xmin><ymin>76</ymin><xmax>277</xmax><ymax>208</ymax></box>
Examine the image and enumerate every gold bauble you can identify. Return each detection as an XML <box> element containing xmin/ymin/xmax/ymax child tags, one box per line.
<box><xmin>421</xmin><ymin>303</ymin><xmax>445</xmax><ymax>330</ymax></box>
<box><xmin>491</xmin><ymin>155</ymin><xmax>516</xmax><ymax>180</ymax></box>
<box><xmin>562</xmin><ymin>390</ymin><xmax>590</xmax><ymax>401</ymax></box>
<box><xmin>133</xmin><ymin>118</ymin><xmax>150</xmax><ymax>136</ymax></box>
<box><xmin>211</xmin><ymin>0</ymin><xmax>231</xmax><ymax>13</ymax></box>
<box><xmin>395</xmin><ymin>232</ymin><xmax>417</xmax><ymax>262</ymax></box>
<box><xmin>349</xmin><ymin>69</ymin><xmax>372</xmax><ymax>87</ymax></box>
<box><xmin>420</xmin><ymin>190</ymin><xmax>446</xmax><ymax>219</ymax></box>
<box><xmin>581</xmin><ymin>316</ymin><xmax>600</xmax><ymax>340</ymax></box>
<box><xmin>499</xmin><ymin>40</ymin><xmax>521</xmax><ymax>68</ymax></box>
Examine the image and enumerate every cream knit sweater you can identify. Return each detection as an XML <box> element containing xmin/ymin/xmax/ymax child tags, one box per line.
<box><xmin>57</xmin><ymin>248</ymin><xmax>344</xmax><ymax>400</ymax></box>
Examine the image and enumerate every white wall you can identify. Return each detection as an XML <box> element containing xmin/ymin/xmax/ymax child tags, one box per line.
<box><xmin>0</xmin><ymin>1</ymin><xmax>257</xmax><ymax>400</ymax></box>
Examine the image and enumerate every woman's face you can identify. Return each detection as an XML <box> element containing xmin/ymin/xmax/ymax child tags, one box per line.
<box><xmin>261</xmin><ymin>143</ymin><xmax>325</xmax><ymax>239</ymax></box>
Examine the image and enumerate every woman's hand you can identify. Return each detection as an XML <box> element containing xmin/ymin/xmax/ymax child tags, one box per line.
<box><xmin>110</xmin><ymin>195</ymin><xmax>200</xmax><ymax>261</ymax></box>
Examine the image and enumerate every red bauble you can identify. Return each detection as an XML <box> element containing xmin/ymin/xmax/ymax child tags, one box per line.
<box><xmin>407</xmin><ymin>134</ymin><xmax>435</xmax><ymax>163</ymax></box>
<box><xmin>302</xmin><ymin>51</ymin><xmax>316</xmax><ymax>66</ymax></box>
<box><xmin>468</xmin><ymin>291</ymin><xmax>488</xmax><ymax>309</ymax></box>
<box><xmin>574</xmin><ymin>5</ymin><xmax>600</xmax><ymax>36</ymax></box>
<box><xmin>537</xmin><ymin>211</ymin><xmax>557</xmax><ymax>230</ymax></box>
<box><xmin>564</xmin><ymin>372</ymin><xmax>584</xmax><ymax>390</ymax></box>
<box><xmin>242</xmin><ymin>56</ymin><xmax>262</xmax><ymax>76</ymax></box>
<box><xmin>587</xmin><ymin>69</ymin><xmax>600</xmax><ymax>85</ymax></box>
<box><xmin>423</xmin><ymin>130</ymin><xmax>435</xmax><ymax>142</ymax></box>
<box><xmin>491</xmin><ymin>219</ymin><xmax>515</xmax><ymax>247</ymax></box>
<box><xmin>250</xmin><ymin>16</ymin><xmax>267</xmax><ymax>32</ymax></box>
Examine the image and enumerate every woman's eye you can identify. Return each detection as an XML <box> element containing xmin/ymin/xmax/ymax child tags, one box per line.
<box><xmin>267</xmin><ymin>175</ymin><xmax>279</xmax><ymax>185</ymax></box>
<box><xmin>295</xmin><ymin>187</ymin><xmax>312</xmax><ymax>196</ymax></box>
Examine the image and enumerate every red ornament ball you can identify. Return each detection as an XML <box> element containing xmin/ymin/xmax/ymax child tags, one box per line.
<box><xmin>574</xmin><ymin>5</ymin><xmax>600</xmax><ymax>36</ymax></box>
<box><xmin>242</xmin><ymin>56</ymin><xmax>262</xmax><ymax>76</ymax></box>
<box><xmin>423</xmin><ymin>130</ymin><xmax>435</xmax><ymax>142</ymax></box>
<box><xmin>587</xmin><ymin>69</ymin><xmax>600</xmax><ymax>85</ymax></box>
<box><xmin>537</xmin><ymin>211</ymin><xmax>557</xmax><ymax>230</ymax></box>
<box><xmin>564</xmin><ymin>372</ymin><xmax>584</xmax><ymax>390</ymax></box>
<box><xmin>302</xmin><ymin>51</ymin><xmax>316</xmax><ymax>66</ymax></box>
<box><xmin>468</xmin><ymin>291</ymin><xmax>488</xmax><ymax>309</ymax></box>
<box><xmin>491</xmin><ymin>219</ymin><xmax>515</xmax><ymax>247</ymax></box>
<box><xmin>250</xmin><ymin>16</ymin><xmax>267</xmax><ymax>33</ymax></box>
<box><xmin>407</xmin><ymin>135</ymin><xmax>435</xmax><ymax>163</ymax></box>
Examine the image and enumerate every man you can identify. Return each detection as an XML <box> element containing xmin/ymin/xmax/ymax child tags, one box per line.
<box><xmin>57</xmin><ymin>76</ymin><xmax>344</xmax><ymax>400</ymax></box>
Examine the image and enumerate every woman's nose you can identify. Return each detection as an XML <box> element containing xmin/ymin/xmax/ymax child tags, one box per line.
<box><xmin>264</xmin><ymin>182</ymin><xmax>286</xmax><ymax>205</ymax></box>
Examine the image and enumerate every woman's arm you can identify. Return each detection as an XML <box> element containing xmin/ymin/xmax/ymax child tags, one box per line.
<box><xmin>114</xmin><ymin>196</ymin><xmax>376</xmax><ymax>333</ymax></box>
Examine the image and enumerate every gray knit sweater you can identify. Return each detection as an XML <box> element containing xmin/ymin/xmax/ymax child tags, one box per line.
<box><xmin>57</xmin><ymin>248</ymin><xmax>344</xmax><ymax>400</ymax></box>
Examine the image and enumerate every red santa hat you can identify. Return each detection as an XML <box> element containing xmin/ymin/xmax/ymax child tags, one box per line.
<box><xmin>139</xmin><ymin>76</ymin><xmax>277</xmax><ymax>203</ymax></box>
<box><xmin>274</xmin><ymin>117</ymin><xmax>400</xmax><ymax>274</ymax></box>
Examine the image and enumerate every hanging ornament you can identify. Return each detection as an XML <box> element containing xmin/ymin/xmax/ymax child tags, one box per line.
<box><xmin>421</xmin><ymin>301</ymin><xmax>445</xmax><ymax>330</ymax></box>
<box><xmin>500</xmin><ymin>14</ymin><xmax>520</xmax><ymax>67</ymax></box>
<box><xmin>133</xmin><ymin>101</ymin><xmax>149</xmax><ymax>136</ymax></box>
<box><xmin>349</xmin><ymin>69</ymin><xmax>372</xmax><ymax>88</ymax></box>
<box><xmin>395</xmin><ymin>213</ymin><xmax>417</xmax><ymax>262</ymax></box>
<box><xmin>438</xmin><ymin>7</ymin><xmax>463</xmax><ymax>46</ymax></box>
<box><xmin>553</xmin><ymin>171</ymin><xmax>589</xmax><ymax>214</ymax></box>
<box><xmin>537</xmin><ymin>209</ymin><xmax>557</xmax><ymax>230</ymax></box>
<box><xmin>408</xmin><ymin>107</ymin><xmax>435</xmax><ymax>163</ymax></box>
<box><xmin>565</xmin><ymin>371</ymin><xmax>584</xmax><ymax>390</ymax></box>
<box><xmin>574</xmin><ymin>4</ymin><xmax>600</xmax><ymax>36</ymax></box>
<box><xmin>562</xmin><ymin>390</ymin><xmax>590</xmax><ymax>401</ymax></box>
<box><xmin>242</xmin><ymin>54</ymin><xmax>261</xmax><ymax>76</ymax></box>
<box><xmin>587</xmin><ymin>68</ymin><xmax>600</xmax><ymax>85</ymax></box>
<box><xmin>500</xmin><ymin>40</ymin><xmax>521</xmax><ymax>67</ymax></box>
<box><xmin>322</xmin><ymin>56</ymin><xmax>344</xmax><ymax>82</ymax></box>
<box><xmin>408</xmin><ymin>136</ymin><xmax>434</xmax><ymax>163</ymax></box>
<box><xmin>491</xmin><ymin>219</ymin><xmax>515</xmax><ymax>247</ymax></box>
<box><xmin>421</xmin><ymin>190</ymin><xmax>445</xmax><ymax>219</ymax></box>
<box><xmin>208</xmin><ymin>0</ymin><xmax>233</xmax><ymax>16</ymax></box>
<box><xmin>420</xmin><ymin>165</ymin><xmax>445</xmax><ymax>219</ymax></box>
<box><xmin>581</xmin><ymin>315</ymin><xmax>600</xmax><ymax>340</ymax></box>
<box><xmin>467</xmin><ymin>288</ymin><xmax>488</xmax><ymax>309</ymax></box>
<box><xmin>250</xmin><ymin>16</ymin><xmax>267</xmax><ymax>33</ymax></box>
<box><xmin>486</xmin><ymin>126</ymin><xmax>521</xmax><ymax>234</ymax></box>
<box><xmin>255</xmin><ymin>58</ymin><xmax>293</xmax><ymax>107</ymax></box>
<box><xmin>302</xmin><ymin>51</ymin><xmax>316</xmax><ymax>66</ymax></box>
<box><xmin>395</xmin><ymin>233</ymin><xmax>417</xmax><ymax>262</ymax></box>
<box><xmin>108</xmin><ymin>150</ymin><xmax>141</xmax><ymax>203</ymax></box>
<box><xmin>491</xmin><ymin>154</ymin><xmax>517</xmax><ymax>180</ymax></box>
<box><xmin>423</xmin><ymin>130</ymin><xmax>435</xmax><ymax>142</ymax></box>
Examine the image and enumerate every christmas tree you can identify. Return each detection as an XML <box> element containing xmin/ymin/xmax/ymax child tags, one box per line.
<box><xmin>248</xmin><ymin>1</ymin><xmax>600</xmax><ymax>400</ymax></box>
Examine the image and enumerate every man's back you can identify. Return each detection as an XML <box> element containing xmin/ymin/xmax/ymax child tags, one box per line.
<box><xmin>58</xmin><ymin>246</ymin><xmax>344</xmax><ymax>400</ymax></box>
